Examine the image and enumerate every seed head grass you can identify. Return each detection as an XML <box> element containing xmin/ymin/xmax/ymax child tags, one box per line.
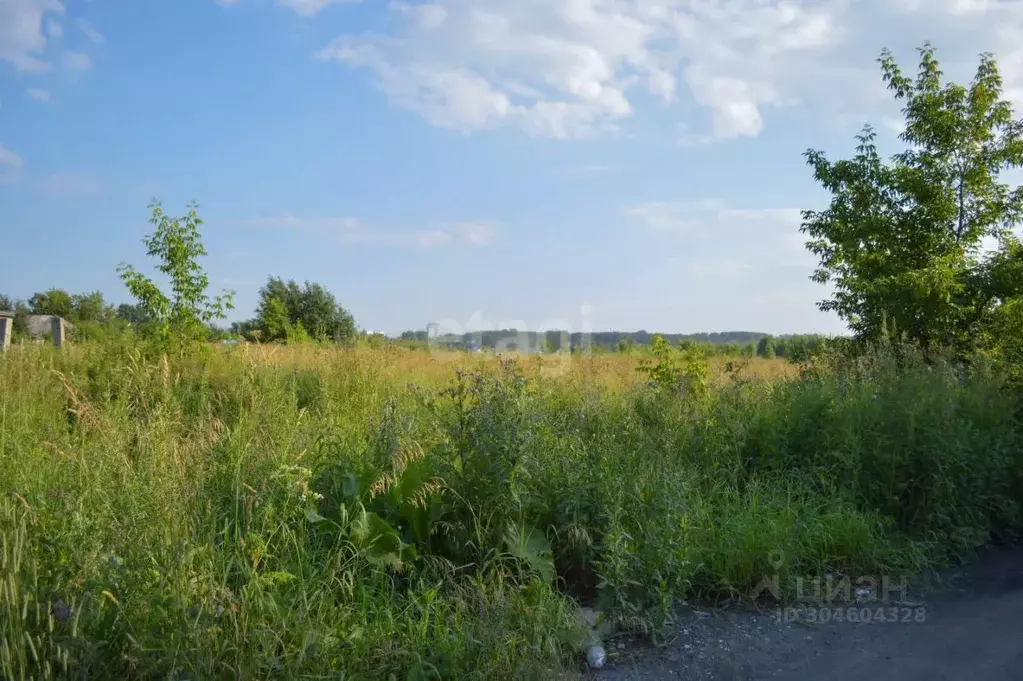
<box><xmin>1</xmin><ymin>342</ymin><xmax>1019</xmax><ymax>679</ymax></box>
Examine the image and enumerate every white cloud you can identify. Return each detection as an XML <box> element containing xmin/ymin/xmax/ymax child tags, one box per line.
<box><xmin>246</xmin><ymin>215</ymin><xmax>497</xmax><ymax>247</ymax></box>
<box><xmin>277</xmin><ymin>0</ymin><xmax>361</xmax><ymax>16</ymax></box>
<box><xmin>0</xmin><ymin>0</ymin><xmax>64</xmax><ymax>72</ymax></box>
<box><xmin>451</xmin><ymin>221</ymin><xmax>498</xmax><ymax>245</ymax></box>
<box><xmin>217</xmin><ymin>0</ymin><xmax>361</xmax><ymax>15</ymax></box>
<box><xmin>248</xmin><ymin>215</ymin><xmax>360</xmax><ymax>231</ymax></box>
<box><xmin>0</xmin><ymin>144</ymin><xmax>24</xmax><ymax>169</ymax></box>
<box><xmin>597</xmin><ymin>198</ymin><xmax>845</xmax><ymax>334</ymax></box>
<box><xmin>61</xmin><ymin>50</ymin><xmax>92</xmax><ymax>71</ymax></box>
<box><xmin>893</xmin><ymin>0</ymin><xmax>1001</xmax><ymax>16</ymax></box>
<box><xmin>576</xmin><ymin>163</ymin><xmax>614</xmax><ymax>173</ymax></box>
<box><xmin>626</xmin><ymin>202</ymin><xmax>700</xmax><ymax>232</ymax></box>
<box><xmin>627</xmin><ymin>199</ymin><xmax>812</xmax><ymax>275</ymax></box>
<box><xmin>990</xmin><ymin>24</ymin><xmax>1023</xmax><ymax>108</ymax></box>
<box><xmin>1</xmin><ymin>2</ymin><xmax>102</xmax><ymax>78</ymax></box>
<box><xmin>314</xmin><ymin>0</ymin><xmax>1023</xmax><ymax>141</ymax></box>
<box><xmin>318</xmin><ymin>0</ymin><xmax>843</xmax><ymax>140</ymax></box>
<box><xmin>75</xmin><ymin>19</ymin><xmax>104</xmax><ymax>45</ymax></box>
<box><xmin>885</xmin><ymin>1</ymin><xmax>1023</xmax><ymax>109</ymax></box>
<box><xmin>40</xmin><ymin>172</ymin><xmax>102</xmax><ymax>196</ymax></box>
<box><xmin>27</xmin><ymin>87</ymin><xmax>50</xmax><ymax>102</ymax></box>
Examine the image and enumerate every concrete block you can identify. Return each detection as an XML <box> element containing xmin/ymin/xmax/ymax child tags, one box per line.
<box><xmin>0</xmin><ymin>313</ymin><xmax>12</xmax><ymax>351</ymax></box>
<box><xmin>51</xmin><ymin>316</ymin><xmax>65</xmax><ymax>348</ymax></box>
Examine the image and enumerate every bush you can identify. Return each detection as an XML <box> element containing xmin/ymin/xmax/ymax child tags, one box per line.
<box><xmin>1</xmin><ymin>341</ymin><xmax>1021</xmax><ymax>678</ymax></box>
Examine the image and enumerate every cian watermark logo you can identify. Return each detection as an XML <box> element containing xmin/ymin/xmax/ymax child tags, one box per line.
<box><xmin>424</xmin><ymin>305</ymin><xmax>596</xmax><ymax>376</ymax></box>
<box><xmin>748</xmin><ymin>550</ymin><xmax>928</xmax><ymax>624</ymax></box>
<box><xmin>773</xmin><ymin>604</ymin><xmax>928</xmax><ymax>624</ymax></box>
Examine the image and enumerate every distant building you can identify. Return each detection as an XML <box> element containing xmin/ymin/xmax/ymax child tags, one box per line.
<box><xmin>25</xmin><ymin>315</ymin><xmax>72</xmax><ymax>347</ymax></box>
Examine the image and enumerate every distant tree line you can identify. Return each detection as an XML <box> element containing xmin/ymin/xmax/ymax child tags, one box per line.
<box><xmin>400</xmin><ymin>329</ymin><xmax>766</xmax><ymax>349</ymax></box>
<box><xmin>1</xmin><ymin>277</ymin><xmax>358</xmax><ymax>347</ymax></box>
<box><xmin>398</xmin><ymin>328</ymin><xmax>831</xmax><ymax>360</ymax></box>
<box><xmin>0</xmin><ymin>289</ymin><xmax>156</xmax><ymax>342</ymax></box>
<box><xmin>1</xmin><ymin>285</ymin><xmax>830</xmax><ymax>359</ymax></box>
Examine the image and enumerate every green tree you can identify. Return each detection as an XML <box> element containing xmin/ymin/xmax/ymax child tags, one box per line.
<box><xmin>757</xmin><ymin>335</ymin><xmax>776</xmax><ymax>359</ymax></box>
<box><xmin>802</xmin><ymin>44</ymin><xmax>1023</xmax><ymax>352</ymax></box>
<box><xmin>230</xmin><ymin>318</ymin><xmax>258</xmax><ymax>338</ymax></box>
<box><xmin>299</xmin><ymin>282</ymin><xmax>353</xmax><ymax>340</ymax></box>
<box><xmin>637</xmin><ymin>335</ymin><xmax>684</xmax><ymax>390</ymax></box>
<box><xmin>24</xmin><ymin>289</ymin><xmax>121</xmax><ymax>341</ymax></box>
<box><xmin>117</xmin><ymin>202</ymin><xmax>234</xmax><ymax>352</ymax></box>
<box><xmin>0</xmin><ymin>295</ymin><xmax>27</xmax><ymax>339</ymax></box>
<box><xmin>13</xmin><ymin>301</ymin><xmax>30</xmax><ymax>338</ymax></box>
<box><xmin>116</xmin><ymin>303</ymin><xmax>152</xmax><ymax>325</ymax></box>
<box><xmin>256</xmin><ymin>277</ymin><xmax>302</xmax><ymax>333</ymax></box>
<box><xmin>971</xmin><ymin>237</ymin><xmax>1023</xmax><ymax>378</ymax></box>
<box><xmin>784</xmin><ymin>335</ymin><xmax>822</xmax><ymax>363</ymax></box>
<box><xmin>254</xmin><ymin>276</ymin><xmax>355</xmax><ymax>343</ymax></box>
<box><xmin>29</xmin><ymin>289</ymin><xmax>74</xmax><ymax>318</ymax></box>
<box><xmin>615</xmin><ymin>338</ymin><xmax>635</xmax><ymax>354</ymax></box>
<box><xmin>70</xmin><ymin>291</ymin><xmax>110</xmax><ymax>323</ymax></box>
<box><xmin>259</xmin><ymin>296</ymin><xmax>290</xmax><ymax>340</ymax></box>
<box><xmin>637</xmin><ymin>335</ymin><xmax>709</xmax><ymax>400</ymax></box>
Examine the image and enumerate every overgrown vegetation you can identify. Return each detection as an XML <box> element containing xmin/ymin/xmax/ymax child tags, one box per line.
<box><xmin>1</xmin><ymin>44</ymin><xmax>1022</xmax><ymax>681</ymax></box>
<box><xmin>1</xmin><ymin>338</ymin><xmax>1020</xmax><ymax>680</ymax></box>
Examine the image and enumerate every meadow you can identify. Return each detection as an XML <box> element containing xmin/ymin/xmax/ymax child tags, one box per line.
<box><xmin>1</xmin><ymin>340</ymin><xmax>1021</xmax><ymax>680</ymax></box>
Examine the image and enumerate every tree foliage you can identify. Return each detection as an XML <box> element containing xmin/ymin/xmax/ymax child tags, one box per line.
<box><xmin>757</xmin><ymin>335</ymin><xmax>776</xmax><ymax>359</ymax></box>
<box><xmin>116</xmin><ymin>303</ymin><xmax>153</xmax><ymax>326</ymax></box>
<box><xmin>637</xmin><ymin>334</ymin><xmax>710</xmax><ymax>400</ymax></box>
<box><xmin>802</xmin><ymin>44</ymin><xmax>1023</xmax><ymax>354</ymax></box>
<box><xmin>26</xmin><ymin>289</ymin><xmax>115</xmax><ymax>324</ymax></box>
<box><xmin>117</xmin><ymin>202</ymin><xmax>234</xmax><ymax>352</ymax></box>
<box><xmin>251</xmin><ymin>276</ymin><xmax>356</xmax><ymax>343</ymax></box>
<box><xmin>29</xmin><ymin>289</ymin><xmax>74</xmax><ymax>318</ymax></box>
<box><xmin>13</xmin><ymin>289</ymin><xmax>122</xmax><ymax>341</ymax></box>
<box><xmin>70</xmin><ymin>292</ymin><xmax>109</xmax><ymax>323</ymax></box>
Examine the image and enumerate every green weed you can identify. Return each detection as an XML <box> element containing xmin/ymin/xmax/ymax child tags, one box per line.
<box><xmin>1</xmin><ymin>341</ymin><xmax>1020</xmax><ymax>679</ymax></box>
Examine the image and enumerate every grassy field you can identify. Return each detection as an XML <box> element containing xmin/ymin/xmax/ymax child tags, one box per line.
<box><xmin>1</xmin><ymin>341</ymin><xmax>1021</xmax><ymax>680</ymax></box>
<box><xmin>242</xmin><ymin>344</ymin><xmax>799</xmax><ymax>388</ymax></box>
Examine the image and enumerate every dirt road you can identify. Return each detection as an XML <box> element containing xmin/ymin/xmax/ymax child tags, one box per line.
<box><xmin>591</xmin><ymin>546</ymin><xmax>1023</xmax><ymax>681</ymax></box>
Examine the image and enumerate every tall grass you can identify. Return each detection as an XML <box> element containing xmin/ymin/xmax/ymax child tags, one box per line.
<box><xmin>1</xmin><ymin>342</ymin><xmax>1020</xmax><ymax>679</ymax></box>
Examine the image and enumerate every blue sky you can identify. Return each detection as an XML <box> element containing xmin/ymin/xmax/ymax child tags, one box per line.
<box><xmin>2</xmin><ymin>0</ymin><xmax>1022</xmax><ymax>336</ymax></box>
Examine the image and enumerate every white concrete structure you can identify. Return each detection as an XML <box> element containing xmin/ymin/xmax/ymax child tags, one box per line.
<box><xmin>0</xmin><ymin>311</ymin><xmax>13</xmax><ymax>351</ymax></box>
<box><xmin>25</xmin><ymin>315</ymin><xmax>70</xmax><ymax>347</ymax></box>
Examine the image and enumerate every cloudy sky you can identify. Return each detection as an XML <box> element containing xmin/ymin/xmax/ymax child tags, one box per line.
<box><xmin>2</xmin><ymin>0</ymin><xmax>1021</xmax><ymax>335</ymax></box>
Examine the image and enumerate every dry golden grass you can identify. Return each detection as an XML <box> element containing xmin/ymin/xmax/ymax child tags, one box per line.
<box><xmin>229</xmin><ymin>343</ymin><xmax>798</xmax><ymax>391</ymax></box>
